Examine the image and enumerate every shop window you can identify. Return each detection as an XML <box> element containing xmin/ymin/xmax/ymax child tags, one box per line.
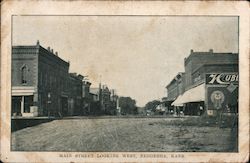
<box><xmin>12</xmin><ymin>96</ymin><xmax>22</xmax><ymax>115</ymax></box>
<box><xmin>24</xmin><ymin>96</ymin><xmax>33</xmax><ymax>113</ymax></box>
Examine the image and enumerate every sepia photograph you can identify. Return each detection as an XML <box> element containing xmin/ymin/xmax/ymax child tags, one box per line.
<box><xmin>1</xmin><ymin>0</ymin><xmax>249</xmax><ymax>162</ymax></box>
<box><xmin>11</xmin><ymin>15</ymin><xmax>239</xmax><ymax>152</ymax></box>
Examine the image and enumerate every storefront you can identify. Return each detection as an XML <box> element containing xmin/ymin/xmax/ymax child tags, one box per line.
<box><xmin>163</xmin><ymin>97</ymin><xmax>176</xmax><ymax>114</ymax></box>
<box><xmin>11</xmin><ymin>86</ymin><xmax>38</xmax><ymax>117</ymax></box>
<box><xmin>172</xmin><ymin>84</ymin><xmax>205</xmax><ymax>115</ymax></box>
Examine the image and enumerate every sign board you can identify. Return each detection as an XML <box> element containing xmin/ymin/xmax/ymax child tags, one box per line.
<box><xmin>205</xmin><ymin>73</ymin><xmax>238</xmax><ymax>111</ymax></box>
<box><xmin>206</xmin><ymin>86</ymin><xmax>238</xmax><ymax>110</ymax></box>
<box><xmin>205</xmin><ymin>73</ymin><xmax>238</xmax><ymax>85</ymax></box>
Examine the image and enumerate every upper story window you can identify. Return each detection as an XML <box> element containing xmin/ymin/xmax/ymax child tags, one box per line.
<box><xmin>21</xmin><ymin>65</ymin><xmax>28</xmax><ymax>84</ymax></box>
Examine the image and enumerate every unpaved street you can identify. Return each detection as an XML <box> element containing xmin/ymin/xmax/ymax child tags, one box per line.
<box><xmin>11</xmin><ymin>117</ymin><xmax>236</xmax><ymax>152</ymax></box>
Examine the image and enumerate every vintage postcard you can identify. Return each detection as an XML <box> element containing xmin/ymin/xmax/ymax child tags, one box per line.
<box><xmin>1</xmin><ymin>0</ymin><xmax>249</xmax><ymax>162</ymax></box>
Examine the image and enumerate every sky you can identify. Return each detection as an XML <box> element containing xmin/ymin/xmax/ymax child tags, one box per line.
<box><xmin>13</xmin><ymin>16</ymin><xmax>238</xmax><ymax>106</ymax></box>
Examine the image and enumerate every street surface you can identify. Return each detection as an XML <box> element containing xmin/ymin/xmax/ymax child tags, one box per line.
<box><xmin>11</xmin><ymin>117</ymin><xmax>237</xmax><ymax>152</ymax></box>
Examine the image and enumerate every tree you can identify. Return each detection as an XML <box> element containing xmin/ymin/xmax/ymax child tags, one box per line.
<box><xmin>145</xmin><ymin>100</ymin><xmax>161</xmax><ymax>113</ymax></box>
<box><xmin>119</xmin><ymin>97</ymin><xmax>137</xmax><ymax>115</ymax></box>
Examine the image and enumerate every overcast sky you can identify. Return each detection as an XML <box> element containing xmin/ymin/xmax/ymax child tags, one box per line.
<box><xmin>13</xmin><ymin>16</ymin><xmax>238</xmax><ymax>106</ymax></box>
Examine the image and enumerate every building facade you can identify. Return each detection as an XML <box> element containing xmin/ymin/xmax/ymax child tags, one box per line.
<box><xmin>164</xmin><ymin>72</ymin><xmax>185</xmax><ymax>113</ymax></box>
<box><xmin>167</xmin><ymin>49</ymin><xmax>238</xmax><ymax>116</ymax></box>
<box><xmin>109</xmin><ymin>89</ymin><xmax>118</xmax><ymax>115</ymax></box>
<box><xmin>12</xmin><ymin>41</ymin><xmax>70</xmax><ymax>117</ymax></box>
<box><xmin>184</xmin><ymin>49</ymin><xmax>238</xmax><ymax>90</ymax></box>
<box><xmin>68</xmin><ymin>73</ymin><xmax>84</xmax><ymax>116</ymax></box>
<box><xmin>88</xmin><ymin>85</ymin><xmax>118</xmax><ymax>115</ymax></box>
<box><xmin>101</xmin><ymin>85</ymin><xmax>111</xmax><ymax>113</ymax></box>
<box><xmin>82</xmin><ymin>81</ymin><xmax>92</xmax><ymax>115</ymax></box>
<box><xmin>89</xmin><ymin>87</ymin><xmax>102</xmax><ymax>115</ymax></box>
<box><xmin>166</xmin><ymin>72</ymin><xmax>185</xmax><ymax>99</ymax></box>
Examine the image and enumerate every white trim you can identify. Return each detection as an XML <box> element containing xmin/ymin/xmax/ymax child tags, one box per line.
<box><xmin>12</xmin><ymin>86</ymin><xmax>35</xmax><ymax>96</ymax></box>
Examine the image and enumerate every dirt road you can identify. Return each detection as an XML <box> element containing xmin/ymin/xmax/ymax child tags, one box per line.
<box><xmin>11</xmin><ymin>117</ymin><xmax>237</xmax><ymax>152</ymax></box>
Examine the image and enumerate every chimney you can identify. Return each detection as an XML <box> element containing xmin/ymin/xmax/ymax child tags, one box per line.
<box><xmin>51</xmin><ymin>49</ymin><xmax>54</xmax><ymax>53</ymax></box>
<box><xmin>47</xmin><ymin>47</ymin><xmax>50</xmax><ymax>51</ymax></box>
<box><xmin>55</xmin><ymin>52</ymin><xmax>58</xmax><ymax>56</ymax></box>
<box><xmin>36</xmin><ymin>40</ymin><xmax>40</xmax><ymax>46</ymax></box>
<box><xmin>190</xmin><ymin>49</ymin><xmax>194</xmax><ymax>54</ymax></box>
<box><xmin>209</xmin><ymin>49</ymin><xmax>213</xmax><ymax>53</ymax></box>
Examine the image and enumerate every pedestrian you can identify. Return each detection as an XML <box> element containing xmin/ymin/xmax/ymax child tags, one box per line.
<box><xmin>176</xmin><ymin>107</ymin><xmax>180</xmax><ymax>117</ymax></box>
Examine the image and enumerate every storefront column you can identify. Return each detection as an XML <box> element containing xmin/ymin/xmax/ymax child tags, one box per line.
<box><xmin>21</xmin><ymin>96</ymin><xmax>24</xmax><ymax>114</ymax></box>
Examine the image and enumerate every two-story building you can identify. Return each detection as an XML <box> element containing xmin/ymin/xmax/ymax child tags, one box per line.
<box><xmin>12</xmin><ymin>41</ymin><xmax>69</xmax><ymax>117</ymax></box>
<box><xmin>82</xmin><ymin>81</ymin><xmax>92</xmax><ymax>115</ymax></box>
<box><xmin>164</xmin><ymin>72</ymin><xmax>185</xmax><ymax>113</ymax></box>
<box><xmin>184</xmin><ymin>49</ymin><xmax>238</xmax><ymax>90</ymax></box>
<box><xmin>169</xmin><ymin>49</ymin><xmax>238</xmax><ymax>116</ymax></box>
<box><xmin>68</xmin><ymin>73</ymin><xmax>84</xmax><ymax>116</ymax></box>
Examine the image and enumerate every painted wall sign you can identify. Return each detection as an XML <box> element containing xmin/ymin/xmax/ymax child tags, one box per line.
<box><xmin>206</xmin><ymin>73</ymin><xmax>239</xmax><ymax>85</ymax></box>
<box><xmin>206</xmin><ymin>86</ymin><xmax>238</xmax><ymax>111</ymax></box>
<box><xmin>210</xmin><ymin>90</ymin><xmax>225</xmax><ymax>110</ymax></box>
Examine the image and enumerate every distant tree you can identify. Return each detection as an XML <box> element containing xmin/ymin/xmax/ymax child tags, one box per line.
<box><xmin>119</xmin><ymin>97</ymin><xmax>137</xmax><ymax>115</ymax></box>
<box><xmin>145</xmin><ymin>100</ymin><xmax>161</xmax><ymax>113</ymax></box>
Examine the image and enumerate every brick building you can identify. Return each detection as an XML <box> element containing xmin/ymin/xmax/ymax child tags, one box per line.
<box><xmin>184</xmin><ymin>49</ymin><xmax>238</xmax><ymax>90</ymax></box>
<box><xmin>167</xmin><ymin>49</ymin><xmax>238</xmax><ymax>115</ymax></box>
<box><xmin>68</xmin><ymin>73</ymin><xmax>84</xmax><ymax>116</ymax></box>
<box><xmin>12</xmin><ymin>41</ymin><xmax>70</xmax><ymax>117</ymax></box>
<box><xmin>164</xmin><ymin>72</ymin><xmax>185</xmax><ymax>113</ymax></box>
<box><xmin>89</xmin><ymin>86</ymin><xmax>103</xmax><ymax>115</ymax></box>
<box><xmin>82</xmin><ymin>81</ymin><xmax>92</xmax><ymax>115</ymax></box>
<box><xmin>88</xmin><ymin>84</ymin><xmax>118</xmax><ymax>115</ymax></box>
<box><xmin>166</xmin><ymin>72</ymin><xmax>185</xmax><ymax>100</ymax></box>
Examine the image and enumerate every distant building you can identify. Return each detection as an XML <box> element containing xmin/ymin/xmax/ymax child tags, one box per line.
<box><xmin>165</xmin><ymin>72</ymin><xmax>185</xmax><ymax>101</ymax></box>
<box><xmin>155</xmin><ymin>103</ymin><xmax>167</xmax><ymax>115</ymax></box>
<box><xmin>164</xmin><ymin>72</ymin><xmax>185</xmax><ymax>113</ymax></box>
<box><xmin>101</xmin><ymin>85</ymin><xmax>111</xmax><ymax>113</ymax></box>
<box><xmin>11</xmin><ymin>41</ymin><xmax>69</xmax><ymax>117</ymax></box>
<box><xmin>109</xmin><ymin>89</ymin><xmax>118</xmax><ymax>115</ymax></box>
<box><xmin>68</xmin><ymin>73</ymin><xmax>84</xmax><ymax>116</ymax></box>
<box><xmin>89</xmin><ymin>88</ymin><xmax>100</xmax><ymax>101</ymax></box>
<box><xmin>88</xmin><ymin>84</ymin><xmax>118</xmax><ymax>115</ymax></box>
<box><xmin>89</xmin><ymin>87</ymin><xmax>102</xmax><ymax>115</ymax></box>
<box><xmin>82</xmin><ymin>81</ymin><xmax>92</xmax><ymax>115</ymax></box>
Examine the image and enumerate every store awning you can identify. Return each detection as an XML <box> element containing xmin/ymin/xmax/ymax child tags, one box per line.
<box><xmin>171</xmin><ymin>83</ymin><xmax>205</xmax><ymax>106</ymax></box>
<box><xmin>12</xmin><ymin>86</ymin><xmax>35</xmax><ymax>96</ymax></box>
<box><xmin>171</xmin><ymin>95</ymin><xmax>183</xmax><ymax>106</ymax></box>
<box><xmin>181</xmin><ymin>83</ymin><xmax>205</xmax><ymax>103</ymax></box>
